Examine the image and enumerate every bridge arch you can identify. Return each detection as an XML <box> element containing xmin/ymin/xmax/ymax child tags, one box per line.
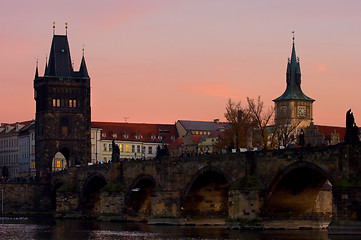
<box><xmin>125</xmin><ymin>174</ymin><xmax>156</xmax><ymax>218</ymax></box>
<box><xmin>180</xmin><ymin>166</ymin><xmax>231</xmax><ymax>219</ymax></box>
<box><xmin>265</xmin><ymin>161</ymin><xmax>334</xmax><ymax>219</ymax></box>
<box><xmin>79</xmin><ymin>173</ymin><xmax>107</xmax><ymax>217</ymax></box>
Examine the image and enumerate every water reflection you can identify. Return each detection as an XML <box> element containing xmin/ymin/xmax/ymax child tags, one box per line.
<box><xmin>0</xmin><ymin>217</ymin><xmax>359</xmax><ymax>240</ymax></box>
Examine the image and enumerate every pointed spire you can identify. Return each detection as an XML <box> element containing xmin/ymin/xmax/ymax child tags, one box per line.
<box><xmin>65</xmin><ymin>22</ymin><xmax>68</xmax><ymax>35</ymax></box>
<box><xmin>34</xmin><ymin>59</ymin><xmax>39</xmax><ymax>79</ymax></box>
<box><xmin>44</xmin><ymin>54</ymin><xmax>48</xmax><ymax>75</ymax></box>
<box><xmin>53</xmin><ymin>21</ymin><xmax>55</xmax><ymax>36</ymax></box>
<box><xmin>78</xmin><ymin>44</ymin><xmax>89</xmax><ymax>78</ymax></box>
<box><xmin>79</xmin><ymin>55</ymin><xmax>89</xmax><ymax>78</ymax></box>
<box><xmin>273</xmin><ymin>34</ymin><xmax>314</xmax><ymax>102</ymax></box>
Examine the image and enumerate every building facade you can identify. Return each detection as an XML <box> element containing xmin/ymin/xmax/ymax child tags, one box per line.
<box><xmin>0</xmin><ymin>121</ymin><xmax>33</xmax><ymax>179</ymax></box>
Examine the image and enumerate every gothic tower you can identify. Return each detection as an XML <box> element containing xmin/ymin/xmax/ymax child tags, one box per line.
<box><xmin>34</xmin><ymin>31</ymin><xmax>91</xmax><ymax>179</ymax></box>
<box><xmin>273</xmin><ymin>36</ymin><xmax>315</xmax><ymax>128</ymax></box>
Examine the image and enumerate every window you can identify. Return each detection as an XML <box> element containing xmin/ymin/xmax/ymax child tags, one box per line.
<box><xmin>56</xmin><ymin>160</ymin><xmax>61</xmax><ymax>168</ymax></box>
<box><xmin>69</xmin><ymin>99</ymin><xmax>77</xmax><ymax>108</ymax></box>
<box><xmin>148</xmin><ymin>146</ymin><xmax>153</xmax><ymax>154</ymax></box>
<box><xmin>119</xmin><ymin>144</ymin><xmax>123</xmax><ymax>152</ymax></box>
<box><xmin>137</xmin><ymin>145</ymin><xmax>141</xmax><ymax>153</ymax></box>
<box><xmin>109</xmin><ymin>144</ymin><xmax>113</xmax><ymax>152</ymax></box>
<box><xmin>126</xmin><ymin>144</ymin><xmax>129</xmax><ymax>152</ymax></box>
<box><xmin>103</xmin><ymin>143</ymin><xmax>107</xmax><ymax>151</ymax></box>
<box><xmin>132</xmin><ymin>145</ymin><xmax>135</xmax><ymax>153</ymax></box>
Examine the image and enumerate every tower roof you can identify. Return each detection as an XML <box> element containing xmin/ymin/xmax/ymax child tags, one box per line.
<box><xmin>42</xmin><ymin>34</ymin><xmax>90</xmax><ymax>79</ymax></box>
<box><xmin>45</xmin><ymin>35</ymin><xmax>74</xmax><ymax>77</ymax></box>
<box><xmin>273</xmin><ymin>38</ymin><xmax>314</xmax><ymax>102</ymax></box>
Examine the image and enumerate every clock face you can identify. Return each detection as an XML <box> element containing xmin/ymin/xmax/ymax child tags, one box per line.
<box><xmin>298</xmin><ymin>106</ymin><xmax>306</xmax><ymax>118</ymax></box>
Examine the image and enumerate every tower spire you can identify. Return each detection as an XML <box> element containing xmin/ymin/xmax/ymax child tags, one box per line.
<box><xmin>65</xmin><ymin>22</ymin><xmax>68</xmax><ymax>35</ymax></box>
<box><xmin>273</xmin><ymin>35</ymin><xmax>314</xmax><ymax>102</ymax></box>
<box><xmin>34</xmin><ymin>59</ymin><xmax>39</xmax><ymax>79</ymax></box>
<box><xmin>53</xmin><ymin>22</ymin><xmax>55</xmax><ymax>36</ymax></box>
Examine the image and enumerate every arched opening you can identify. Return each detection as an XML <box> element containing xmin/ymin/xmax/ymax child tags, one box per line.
<box><xmin>51</xmin><ymin>181</ymin><xmax>64</xmax><ymax>210</ymax></box>
<box><xmin>80</xmin><ymin>175</ymin><xmax>107</xmax><ymax>218</ymax></box>
<box><xmin>51</xmin><ymin>152</ymin><xmax>68</xmax><ymax>172</ymax></box>
<box><xmin>266</xmin><ymin>167</ymin><xmax>332</xmax><ymax>219</ymax></box>
<box><xmin>182</xmin><ymin>171</ymin><xmax>230</xmax><ymax>219</ymax></box>
<box><xmin>126</xmin><ymin>178</ymin><xmax>155</xmax><ymax>218</ymax></box>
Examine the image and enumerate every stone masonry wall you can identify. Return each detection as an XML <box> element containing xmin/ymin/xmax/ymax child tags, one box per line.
<box><xmin>0</xmin><ymin>183</ymin><xmax>51</xmax><ymax>214</ymax></box>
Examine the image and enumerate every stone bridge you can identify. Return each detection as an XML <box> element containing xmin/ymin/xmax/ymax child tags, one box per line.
<box><xmin>50</xmin><ymin>143</ymin><xmax>361</xmax><ymax>230</ymax></box>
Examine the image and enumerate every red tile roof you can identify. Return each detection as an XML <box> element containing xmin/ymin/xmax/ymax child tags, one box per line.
<box><xmin>316</xmin><ymin>125</ymin><xmax>346</xmax><ymax>142</ymax></box>
<box><xmin>91</xmin><ymin>122</ymin><xmax>178</xmax><ymax>143</ymax></box>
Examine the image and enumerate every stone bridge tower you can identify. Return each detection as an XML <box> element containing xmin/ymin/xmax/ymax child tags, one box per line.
<box><xmin>273</xmin><ymin>35</ymin><xmax>315</xmax><ymax>128</ymax></box>
<box><xmin>34</xmin><ymin>29</ymin><xmax>91</xmax><ymax>179</ymax></box>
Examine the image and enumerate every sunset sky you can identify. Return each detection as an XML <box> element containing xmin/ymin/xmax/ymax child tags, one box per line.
<box><xmin>1</xmin><ymin>0</ymin><xmax>360</xmax><ymax>126</ymax></box>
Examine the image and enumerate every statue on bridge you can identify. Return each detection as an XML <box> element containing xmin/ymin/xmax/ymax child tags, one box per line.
<box><xmin>344</xmin><ymin>109</ymin><xmax>360</xmax><ymax>143</ymax></box>
<box><xmin>112</xmin><ymin>139</ymin><xmax>120</xmax><ymax>162</ymax></box>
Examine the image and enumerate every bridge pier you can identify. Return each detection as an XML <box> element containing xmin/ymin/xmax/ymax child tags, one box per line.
<box><xmin>329</xmin><ymin>187</ymin><xmax>361</xmax><ymax>234</ymax></box>
<box><xmin>56</xmin><ymin>190</ymin><xmax>80</xmax><ymax>218</ymax></box>
<box><xmin>228</xmin><ymin>189</ymin><xmax>262</xmax><ymax>220</ymax></box>
<box><xmin>148</xmin><ymin>189</ymin><xmax>182</xmax><ymax>225</ymax></box>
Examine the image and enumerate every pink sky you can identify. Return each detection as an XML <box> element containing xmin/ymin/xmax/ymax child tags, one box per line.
<box><xmin>1</xmin><ymin>0</ymin><xmax>361</xmax><ymax>126</ymax></box>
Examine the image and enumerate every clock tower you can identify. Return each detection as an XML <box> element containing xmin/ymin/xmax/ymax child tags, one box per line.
<box><xmin>273</xmin><ymin>36</ymin><xmax>314</xmax><ymax>128</ymax></box>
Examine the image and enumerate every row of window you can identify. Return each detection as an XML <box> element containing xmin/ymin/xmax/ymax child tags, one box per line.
<box><xmin>52</xmin><ymin>99</ymin><xmax>77</xmax><ymax>108</ymax></box>
<box><xmin>191</xmin><ymin>130</ymin><xmax>212</xmax><ymax>136</ymax></box>
<box><xmin>0</xmin><ymin>138</ymin><xmax>18</xmax><ymax>149</ymax></box>
<box><xmin>0</xmin><ymin>154</ymin><xmax>18</xmax><ymax>164</ymax></box>
<box><xmin>103</xmin><ymin>143</ymin><xmax>153</xmax><ymax>154</ymax></box>
<box><xmin>100</xmin><ymin>133</ymin><xmax>176</xmax><ymax>141</ymax></box>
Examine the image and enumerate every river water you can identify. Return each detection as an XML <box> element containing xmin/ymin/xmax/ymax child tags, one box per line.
<box><xmin>0</xmin><ymin>217</ymin><xmax>358</xmax><ymax>240</ymax></box>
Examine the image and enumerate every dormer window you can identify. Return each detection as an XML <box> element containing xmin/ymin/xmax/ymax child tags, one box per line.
<box><xmin>151</xmin><ymin>136</ymin><xmax>156</xmax><ymax>140</ymax></box>
<box><xmin>101</xmin><ymin>133</ymin><xmax>106</xmax><ymax>138</ymax></box>
<box><xmin>112</xmin><ymin>134</ymin><xmax>117</xmax><ymax>139</ymax></box>
<box><xmin>171</xmin><ymin>136</ymin><xmax>176</xmax><ymax>141</ymax></box>
<box><xmin>123</xmin><ymin>134</ymin><xmax>129</xmax><ymax>139</ymax></box>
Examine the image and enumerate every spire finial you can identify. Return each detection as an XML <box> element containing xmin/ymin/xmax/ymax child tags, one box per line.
<box><xmin>35</xmin><ymin>58</ymin><xmax>39</xmax><ymax>79</ymax></box>
<box><xmin>82</xmin><ymin>44</ymin><xmax>85</xmax><ymax>57</ymax></box>
<box><xmin>53</xmin><ymin>21</ymin><xmax>55</xmax><ymax>35</ymax></box>
<box><xmin>292</xmin><ymin>31</ymin><xmax>295</xmax><ymax>43</ymax></box>
<box><xmin>65</xmin><ymin>22</ymin><xmax>68</xmax><ymax>35</ymax></box>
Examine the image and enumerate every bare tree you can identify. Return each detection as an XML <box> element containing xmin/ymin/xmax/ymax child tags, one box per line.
<box><xmin>273</xmin><ymin>117</ymin><xmax>301</xmax><ymax>148</ymax></box>
<box><xmin>247</xmin><ymin>96</ymin><xmax>275</xmax><ymax>149</ymax></box>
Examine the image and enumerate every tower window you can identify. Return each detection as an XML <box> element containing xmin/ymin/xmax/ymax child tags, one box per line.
<box><xmin>69</xmin><ymin>99</ymin><xmax>77</xmax><ymax>108</ymax></box>
<box><xmin>53</xmin><ymin>99</ymin><xmax>61</xmax><ymax>107</ymax></box>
